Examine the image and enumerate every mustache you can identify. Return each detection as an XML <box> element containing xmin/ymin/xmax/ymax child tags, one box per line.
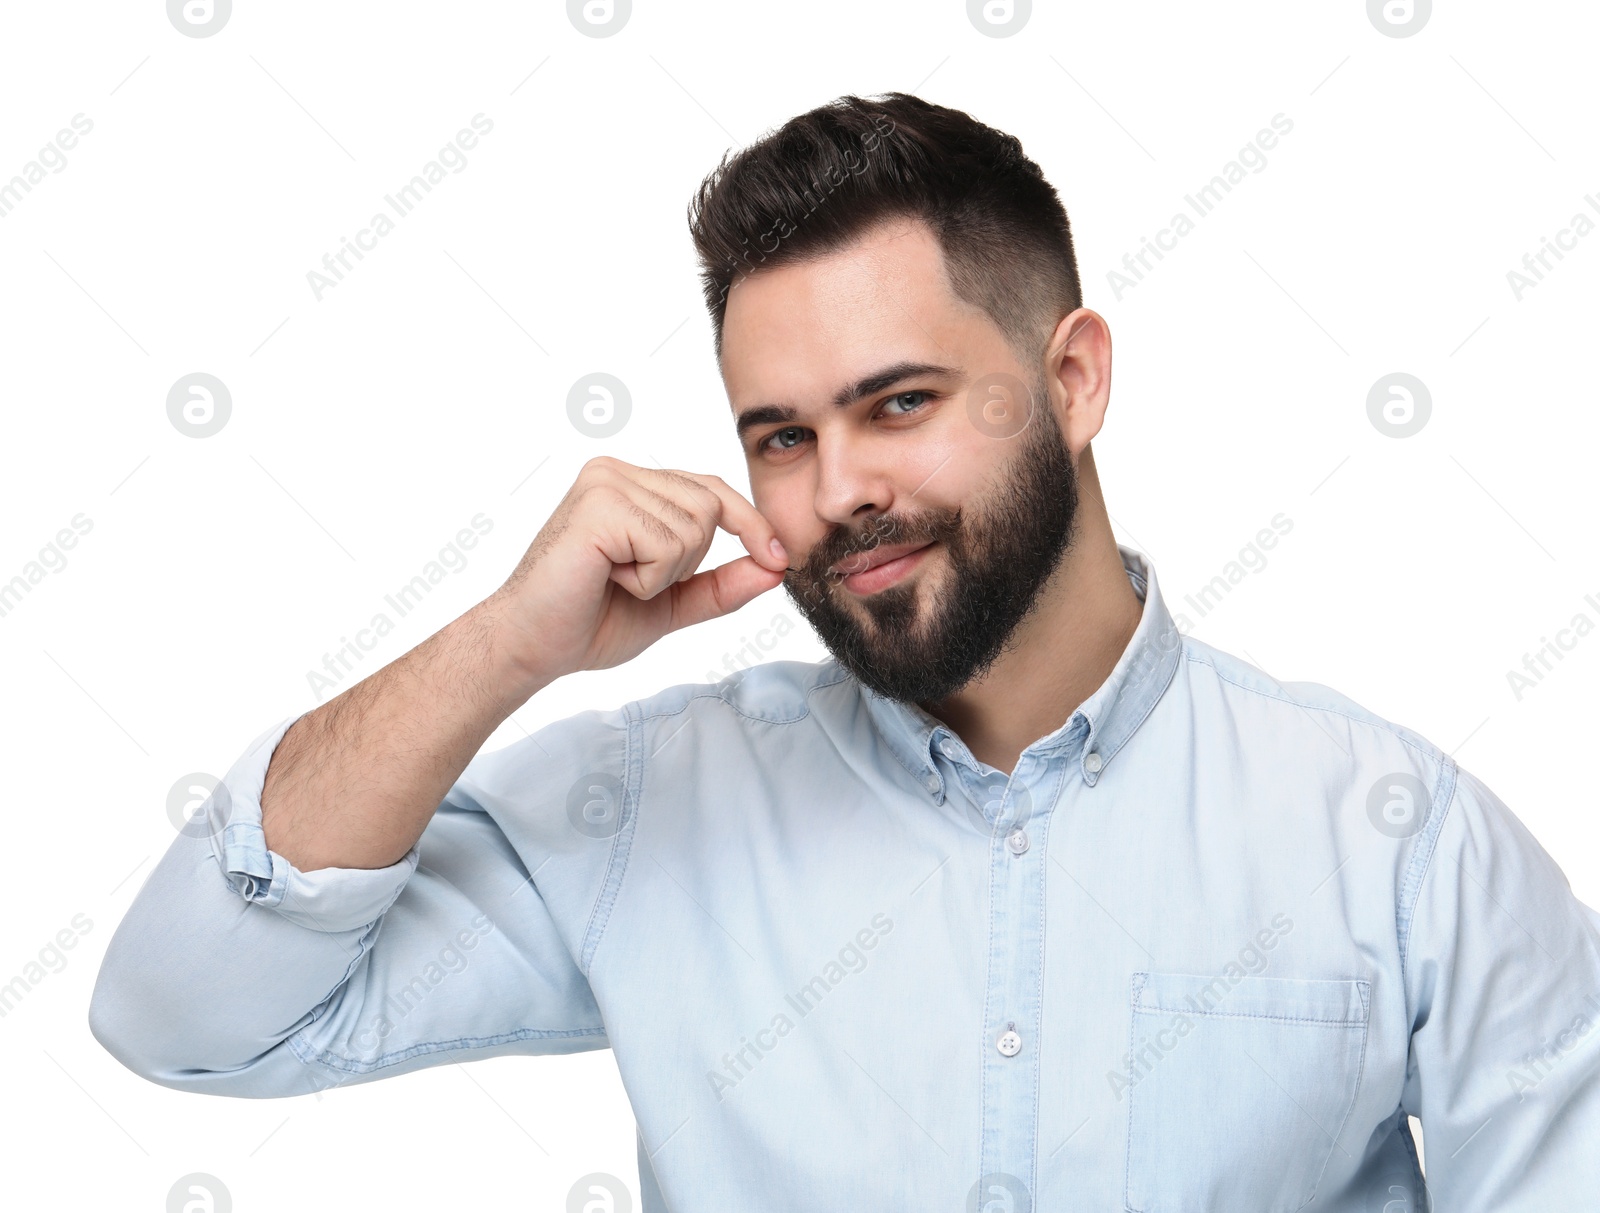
<box><xmin>786</xmin><ymin>509</ymin><xmax>961</xmax><ymax>582</ymax></box>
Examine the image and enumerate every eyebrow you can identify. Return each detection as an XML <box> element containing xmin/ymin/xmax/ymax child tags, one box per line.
<box><xmin>733</xmin><ymin>360</ymin><xmax>964</xmax><ymax>443</ymax></box>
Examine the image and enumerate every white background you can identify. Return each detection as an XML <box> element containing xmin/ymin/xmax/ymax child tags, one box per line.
<box><xmin>2</xmin><ymin>0</ymin><xmax>1596</xmax><ymax>1207</ymax></box>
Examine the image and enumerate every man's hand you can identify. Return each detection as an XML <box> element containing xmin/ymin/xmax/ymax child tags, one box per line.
<box><xmin>488</xmin><ymin>457</ymin><xmax>789</xmax><ymax>683</ymax></box>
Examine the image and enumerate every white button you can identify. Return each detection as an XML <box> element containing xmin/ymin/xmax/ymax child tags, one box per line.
<box><xmin>924</xmin><ymin>773</ymin><xmax>940</xmax><ymax>791</ymax></box>
<box><xmin>940</xmin><ymin>740</ymin><xmax>957</xmax><ymax>758</ymax></box>
<box><xmin>996</xmin><ymin>1028</ymin><xmax>1022</xmax><ymax>1057</ymax></box>
<box><xmin>1083</xmin><ymin>750</ymin><xmax>1103</xmax><ymax>774</ymax></box>
<box><xmin>1007</xmin><ymin>828</ymin><xmax>1029</xmax><ymax>856</ymax></box>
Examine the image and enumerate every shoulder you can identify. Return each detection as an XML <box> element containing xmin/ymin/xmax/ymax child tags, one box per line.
<box><xmin>476</xmin><ymin>658</ymin><xmax>857</xmax><ymax>789</ymax></box>
<box><xmin>1175</xmin><ymin>634</ymin><xmax>1476</xmax><ymax>938</ymax></box>
<box><xmin>625</xmin><ymin>657</ymin><xmax>856</xmax><ymax>729</ymax></box>
<box><xmin>1176</xmin><ymin>633</ymin><xmax>1451</xmax><ymax>772</ymax></box>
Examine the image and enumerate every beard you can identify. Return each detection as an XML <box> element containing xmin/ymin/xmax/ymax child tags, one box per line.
<box><xmin>782</xmin><ymin>376</ymin><xmax>1079</xmax><ymax>707</ymax></box>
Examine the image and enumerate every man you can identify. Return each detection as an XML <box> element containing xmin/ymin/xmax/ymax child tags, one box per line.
<box><xmin>90</xmin><ymin>93</ymin><xmax>1600</xmax><ymax>1211</ymax></box>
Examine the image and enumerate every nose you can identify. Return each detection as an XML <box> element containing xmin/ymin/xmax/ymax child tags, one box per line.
<box><xmin>812</xmin><ymin>425</ymin><xmax>895</xmax><ymax>529</ymax></box>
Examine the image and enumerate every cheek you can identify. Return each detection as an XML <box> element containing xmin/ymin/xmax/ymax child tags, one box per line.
<box><xmin>901</xmin><ymin>424</ymin><xmax>992</xmax><ymax>512</ymax></box>
<box><xmin>752</xmin><ymin>486</ymin><xmax>820</xmax><ymax>556</ymax></box>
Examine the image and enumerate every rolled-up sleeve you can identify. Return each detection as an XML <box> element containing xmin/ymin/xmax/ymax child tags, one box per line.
<box><xmin>209</xmin><ymin>712</ymin><xmax>422</xmax><ymax>933</ymax></box>
<box><xmin>1400</xmin><ymin>764</ymin><xmax>1600</xmax><ymax>1207</ymax></box>
<box><xmin>89</xmin><ymin>703</ymin><xmax>628</xmax><ymax>1098</ymax></box>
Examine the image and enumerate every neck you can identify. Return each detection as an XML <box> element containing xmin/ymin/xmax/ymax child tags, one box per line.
<box><xmin>919</xmin><ymin>447</ymin><xmax>1142</xmax><ymax>776</ymax></box>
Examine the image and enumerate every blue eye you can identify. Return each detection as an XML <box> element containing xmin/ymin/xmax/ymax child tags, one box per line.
<box><xmin>881</xmin><ymin>390</ymin><xmax>932</xmax><ymax>415</ymax></box>
<box><xmin>756</xmin><ymin>390</ymin><xmax>934</xmax><ymax>455</ymax></box>
<box><xmin>758</xmin><ymin>422</ymin><xmax>806</xmax><ymax>451</ymax></box>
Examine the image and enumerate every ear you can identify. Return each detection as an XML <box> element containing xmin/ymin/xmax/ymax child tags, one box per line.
<box><xmin>1042</xmin><ymin>308</ymin><xmax>1112</xmax><ymax>458</ymax></box>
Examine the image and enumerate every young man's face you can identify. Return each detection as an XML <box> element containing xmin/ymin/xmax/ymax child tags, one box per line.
<box><xmin>719</xmin><ymin>216</ymin><xmax>1082</xmax><ymax>705</ymax></box>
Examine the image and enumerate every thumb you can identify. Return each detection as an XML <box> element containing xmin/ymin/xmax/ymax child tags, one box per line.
<box><xmin>668</xmin><ymin>555</ymin><xmax>786</xmax><ymax>631</ymax></box>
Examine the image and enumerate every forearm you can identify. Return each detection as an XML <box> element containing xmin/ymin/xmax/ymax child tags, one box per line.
<box><xmin>261</xmin><ymin>593</ymin><xmax>548</xmax><ymax>872</ymax></box>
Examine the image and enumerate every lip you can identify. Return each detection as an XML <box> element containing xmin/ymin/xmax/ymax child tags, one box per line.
<box><xmin>832</xmin><ymin>541</ymin><xmax>935</xmax><ymax>594</ymax></box>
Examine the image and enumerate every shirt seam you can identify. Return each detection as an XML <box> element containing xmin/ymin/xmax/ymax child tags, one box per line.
<box><xmin>1183</xmin><ymin>647</ymin><xmax>1459</xmax><ymax>1055</ymax></box>
<box><xmin>1310</xmin><ymin>1004</ymin><xmax>1374</xmax><ymax>1206</ymax></box>
<box><xmin>1398</xmin><ymin>1109</ymin><xmax>1428</xmax><ymax>1199</ymax></box>
<box><xmin>1133</xmin><ymin>1006</ymin><xmax>1368</xmax><ymax>1028</ymax></box>
<box><xmin>298</xmin><ymin>917</ymin><xmax>387</xmax><ymax>1028</ymax></box>
<box><xmin>578</xmin><ymin>705</ymin><xmax>642</xmax><ymax>978</ymax></box>
<box><xmin>288</xmin><ymin>1024</ymin><xmax>608</xmax><ymax>1075</ymax></box>
<box><xmin>1028</xmin><ymin>759</ymin><xmax>1067</xmax><ymax>1197</ymax></box>
<box><xmin>1182</xmin><ymin>651</ymin><xmax>1447</xmax><ymax>765</ymax></box>
<box><xmin>580</xmin><ymin>667</ymin><xmax>855</xmax><ymax>977</ymax></box>
<box><xmin>632</xmin><ymin>666</ymin><xmax>854</xmax><ymax>730</ymax></box>
<box><xmin>1395</xmin><ymin>758</ymin><xmax>1460</xmax><ymax>1006</ymax></box>
<box><xmin>980</xmin><ymin>790</ymin><xmax>1000</xmax><ymax>1178</ymax></box>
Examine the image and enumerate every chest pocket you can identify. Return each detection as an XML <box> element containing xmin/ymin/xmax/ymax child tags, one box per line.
<box><xmin>1123</xmin><ymin>971</ymin><xmax>1371</xmax><ymax>1213</ymax></box>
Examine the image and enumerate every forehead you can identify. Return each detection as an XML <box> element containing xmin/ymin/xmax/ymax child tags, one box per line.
<box><xmin>719</xmin><ymin>218</ymin><xmax>984</xmax><ymax>405</ymax></box>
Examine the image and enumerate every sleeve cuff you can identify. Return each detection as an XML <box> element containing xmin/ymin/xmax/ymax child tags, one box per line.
<box><xmin>206</xmin><ymin>710</ymin><xmax>420</xmax><ymax>934</ymax></box>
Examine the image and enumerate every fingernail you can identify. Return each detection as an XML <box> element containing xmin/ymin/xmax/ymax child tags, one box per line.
<box><xmin>769</xmin><ymin>537</ymin><xmax>788</xmax><ymax>563</ymax></box>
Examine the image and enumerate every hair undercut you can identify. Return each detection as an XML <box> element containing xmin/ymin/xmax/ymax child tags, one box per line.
<box><xmin>687</xmin><ymin>92</ymin><xmax>1083</xmax><ymax>365</ymax></box>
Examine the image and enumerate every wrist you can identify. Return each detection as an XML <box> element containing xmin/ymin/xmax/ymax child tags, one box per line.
<box><xmin>469</xmin><ymin>592</ymin><xmax>568</xmax><ymax>697</ymax></box>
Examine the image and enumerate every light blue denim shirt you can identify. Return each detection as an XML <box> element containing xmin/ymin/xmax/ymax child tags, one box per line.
<box><xmin>90</xmin><ymin>546</ymin><xmax>1600</xmax><ymax>1211</ymax></box>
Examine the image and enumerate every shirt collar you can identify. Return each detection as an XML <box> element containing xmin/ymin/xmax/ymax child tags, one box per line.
<box><xmin>854</xmin><ymin>545</ymin><xmax>1183</xmax><ymax>799</ymax></box>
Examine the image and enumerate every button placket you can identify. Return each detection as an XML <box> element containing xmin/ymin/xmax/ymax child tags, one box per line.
<box><xmin>974</xmin><ymin>758</ymin><xmax>1053</xmax><ymax>1195</ymax></box>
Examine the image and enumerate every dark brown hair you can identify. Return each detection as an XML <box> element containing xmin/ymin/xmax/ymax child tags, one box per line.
<box><xmin>687</xmin><ymin>92</ymin><xmax>1082</xmax><ymax>363</ymax></box>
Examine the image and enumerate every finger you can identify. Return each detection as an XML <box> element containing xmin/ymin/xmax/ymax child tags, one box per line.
<box><xmin>668</xmin><ymin>555</ymin><xmax>785</xmax><ymax>631</ymax></box>
<box><xmin>589</xmin><ymin>487</ymin><xmax>692</xmax><ymax>600</ymax></box>
<box><xmin>613</xmin><ymin>481</ymin><xmax>718</xmax><ymax>597</ymax></box>
<box><xmin>636</xmin><ymin>469</ymin><xmax>788</xmax><ymax>573</ymax></box>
